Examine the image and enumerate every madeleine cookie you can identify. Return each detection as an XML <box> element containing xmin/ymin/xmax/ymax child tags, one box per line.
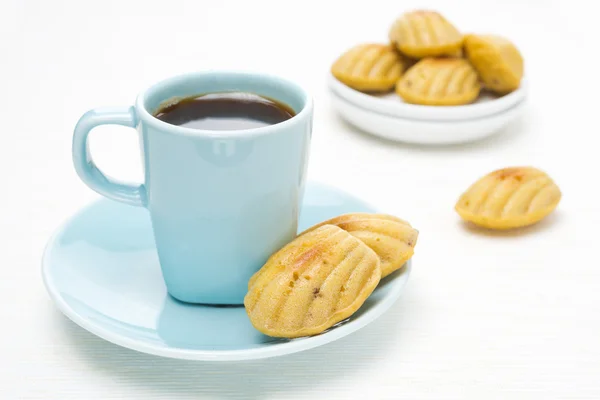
<box><xmin>301</xmin><ymin>213</ymin><xmax>418</xmax><ymax>278</ymax></box>
<box><xmin>464</xmin><ymin>34</ymin><xmax>524</xmax><ymax>94</ymax></box>
<box><xmin>389</xmin><ymin>10</ymin><xmax>463</xmax><ymax>58</ymax></box>
<box><xmin>396</xmin><ymin>58</ymin><xmax>480</xmax><ymax>105</ymax></box>
<box><xmin>448</xmin><ymin>48</ymin><xmax>464</xmax><ymax>58</ymax></box>
<box><xmin>331</xmin><ymin>43</ymin><xmax>404</xmax><ymax>92</ymax></box>
<box><xmin>455</xmin><ymin>167</ymin><xmax>561</xmax><ymax>230</ymax></box>
<box><xmin>245</xmin><ymin>225</ymin><xmax>381</xmax><ymax>338</ymax></box>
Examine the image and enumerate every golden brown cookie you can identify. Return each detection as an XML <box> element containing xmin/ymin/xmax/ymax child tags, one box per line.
<box><xmin>395</xmin><ymin>58</ymin><xmax>480</xmax><ymax>105</ymax></box>
<box><xmin>300</xmin><ymin>213</ymin><xmax>418</xmax><ymax>278</ymax></box>
<box><xmin>331</xmin><ymin>43</ymin><xmax>404</xmax><ymax>92</ymax></box>
<box><xmin>455</xmin><ymin>167</ymin><xmax>561</xmax><ymax>230</ymax></box>
<box><xmin>448</xmin><ymin>48</ymin><xmax>464</xmax><ymax>58</ymax></box>
<box><xmin>245</xmin><ymin>225</ymin><xmax>381</xmax><ymax>338</ymax></box>
<box><xmin>464</xmin><ymin>34</ymin><xmax>524</xmax><ymax>94</ymax></box>
<box><xmin>389</xmin><ymin>10</ymin><xmax>463</xmax><ymax>58</ymax></box>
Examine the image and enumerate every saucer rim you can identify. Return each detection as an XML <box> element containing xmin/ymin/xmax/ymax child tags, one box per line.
<box><xmin>42</xmin><ymin>185</ymin><xmax>411</xmax><ymax>361</ymax></box>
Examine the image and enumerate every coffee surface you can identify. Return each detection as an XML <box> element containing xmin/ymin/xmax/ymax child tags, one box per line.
<box><xmin>154</xmin><ymin>92</ymin><xmax>295</xmax><ymax>131</ymax></box>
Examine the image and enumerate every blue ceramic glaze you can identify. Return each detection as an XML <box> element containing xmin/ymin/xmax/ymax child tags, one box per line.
<box><xmin>72</xmin><ymin>71</ymin><xmax>313</xmax><ymax>304</ymax></box>
<box><xmin>42</xmin><ymin>182</ymin><xmax>411</xmax><ymax>361</ymax></box>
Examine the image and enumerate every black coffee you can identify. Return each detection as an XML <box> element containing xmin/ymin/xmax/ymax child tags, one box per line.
<box><xmin>154</xmin><ymin>92</ymin><xmax>295</xmax><ymax>130</ymax></box>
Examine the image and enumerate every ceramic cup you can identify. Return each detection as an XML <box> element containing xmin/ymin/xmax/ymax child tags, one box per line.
<box><xmin>72</xmin><ymin>71</ymin><xmax>313</xmax><ymax>304</ymax></box>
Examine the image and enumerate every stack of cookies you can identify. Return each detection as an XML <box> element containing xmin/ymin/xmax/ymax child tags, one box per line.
<box><xmin>244</xmin><ymin>213</ymin><xmax>418</xmax><ymax>338</ymax></box>
<box><xmin>331</xmin><ymin>10</ymin><xmax>524</xmax><ymax>105</ymax></box>
<box><xmin>327</xmin><ymin>10</ymin><xmax>528</xmax><ymax>145</ymax></box>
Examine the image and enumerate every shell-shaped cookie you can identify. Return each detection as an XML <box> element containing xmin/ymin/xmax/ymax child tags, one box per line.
<box><xmin>245</xmin><ymin>225</ymin><xmax>381</xmax><ymax>338</ymax></box>
<box><xmin>464</xmin><ymin>34</ymin><xmax>524</xmax><ymax>94</ymax></box>
<box><xmin>396</xmin><ymin>58</ymin><xmax>480</xmax><ymax>105</ymax></box>
<box><xmin>331</xmin><ymin>43</ymin><xmax>404</xmax><ymax>92</ymax></box>
<box><xmin>301</xmin><ymin>213</ymin><xmax>418</xmax><ymax>278</ymax></box>
<box><xmin>455</xmin><ymin>167</ymin><xmax>561</xmax><ymax>230</ymax></box>
<box><xmin>389</xmin><ymin>10</ymin><xmax>463</xmax><ymax>58</ymax></box>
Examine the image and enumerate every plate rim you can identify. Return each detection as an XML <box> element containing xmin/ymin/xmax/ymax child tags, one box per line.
<box><xmin>330</xmin><ymin>90</ymin><xmax>524</xmax><ymax>145</ymax></box>
<box><xmin>41</xmin><ymin>183</ymin><xmax>412</xmax><ymax>361</ymax></box>
<box><xmin>327</xmin><ymin>73</ymin><xmax>528</xmax><ymax>122</ymax></box>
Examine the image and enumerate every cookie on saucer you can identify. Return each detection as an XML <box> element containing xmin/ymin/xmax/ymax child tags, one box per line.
<box><xmin>245</xmin><ymin>225</ymin><xmax>381</xmax><ymax>338</ymax></box>
<box><xmin>300</xmin><ymin>213</ymin><xmax>418</xmax><ymax>278</ymax></box>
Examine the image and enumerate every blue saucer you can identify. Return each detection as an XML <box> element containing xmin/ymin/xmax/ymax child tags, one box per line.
<box><xmin>42</xmin><ymin>182</ymin><xmax>411</xmax><ymax>361</ymax></box>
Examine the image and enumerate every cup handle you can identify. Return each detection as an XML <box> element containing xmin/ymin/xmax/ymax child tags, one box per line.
<box><xmin>72</xmin><ymin>106</ymin><xmax>147</xmax><ymax>207</ymax></box>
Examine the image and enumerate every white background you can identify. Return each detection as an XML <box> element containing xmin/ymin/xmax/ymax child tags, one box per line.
<box><xmin>4</xmin><ymin>0</ymin><xmax>600</xmax><ymax>398</ymax></box>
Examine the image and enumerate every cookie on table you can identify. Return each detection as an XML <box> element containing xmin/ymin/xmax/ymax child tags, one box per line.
<box><xmin>245</xmin><ymin>225</ymin><xmax>381</xmax><ymax>338</ymax></box>
<box><xmin>389</xmin><ymin>10</ymin><xmax>463</xmax><ymax>58</ymax></box>
<box><xmin>455</xmin><ymin>167</ymin><xmax>561</xmax><ymax>230</ymax></box>
<box><xmin>331</xmin><ymin>43</ymin><xmax>405</xmax><ymax>92</ymax></box>
<box><xmin>395</xmin><ymin>58</ymin><xmax>480</xmax><ymax>105</ymax></box>
<box><xmin>300</xmin><ymin>213</ymin><xmax>418</xmax><ymax>278</ymax></box>
<box><xmin>464</xmin><ymin>34</ymin><xmax>524</xmax><ymax>94</ymax></box>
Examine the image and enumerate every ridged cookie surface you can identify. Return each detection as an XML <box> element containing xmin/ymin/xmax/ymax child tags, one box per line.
<box><xmin>396</xmin><ymin>58</ymin><xmax>480</xmax><ymax>105</ymax></box>
<box><xmin>464</xmin><ymin>34</ymin><xmax>524</xmax><ymax>94</ymax></box>
<box><xmin>331</xmin><ymin>43</ymin><xmax>404</xmax><ymax>92</ymax></box>
<box><xmin>389</xmin><ymin>10</ymin><xmax>463</xmax><ymax>58</ymax></box>
<box><xmin>245</xmin><ymin>225</ymin><xmax>381</xmax><ymax>338</ymax></box>
<box><xmin>455</xmin><ymin>167</ymin><xmax>561</xmax><ymax>230</ymax></box>
<box><xmin>301</xmin><ymin>213</ymin><xmax>418</xmax><ymax>278</ymax></box>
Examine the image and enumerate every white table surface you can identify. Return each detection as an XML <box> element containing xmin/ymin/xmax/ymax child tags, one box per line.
<box><xmin>5</xmin><ymin>0</ymin><xmax>600</xmax><ymax>398</ymax></box>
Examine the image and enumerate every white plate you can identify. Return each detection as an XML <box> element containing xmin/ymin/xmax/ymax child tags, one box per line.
<box><xmin>328</xmin><ymin>73</ymin><xmax>528</xmax><ymax>122</ymax></box>
<box><xmin>330</xmin><ymin>91</ymin><xmax>525</xmax><ymax>145</ymax></box>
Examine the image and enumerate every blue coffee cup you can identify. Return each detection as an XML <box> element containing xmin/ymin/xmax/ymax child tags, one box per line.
<box><xmin>73</xmin><ymin>71</ymin><xmax>313</xmax><ymax>304</ymax></box>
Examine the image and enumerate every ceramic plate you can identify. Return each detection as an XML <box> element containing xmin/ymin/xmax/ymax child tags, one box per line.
<box><xmin>328</xmin><ymin>73</ymin><xmax>528</xmax><ymax>122</ymax></box>
<box><xmin>42</xmin><ymin>182</ymin><xmax>411</xmax><ymax>361</ymax></box>
<box><xmin>330</xmin><ymin>91</ymin><xmax>524</xmax><ymax>145</ymax></box>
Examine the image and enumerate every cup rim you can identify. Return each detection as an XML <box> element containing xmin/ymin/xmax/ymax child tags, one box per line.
<box><xmin>135</xmin><ymin>70</ymin><xmax>313</xmax><ymax>138</ymax></box>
